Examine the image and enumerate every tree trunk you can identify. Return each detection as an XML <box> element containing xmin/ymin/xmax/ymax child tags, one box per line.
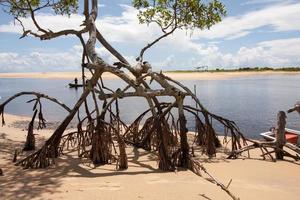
<box><xmin>275</xmin><ymin>111</ymin><xmax>286</xmax><ymax>160</ymax></box>
<box><xmin>118</xmin><ymin>139</ymin><xmax>128</xmax><ymax>170</ymax></box>
<box><xmin>156</xmin><ymin>117</ymin><xmax>173</xmax><ymax>170</ymax></box>
<box><xmin>206</xmin><ymin>123</ymin><xmax>216</xmax><ymax>157</ymax></box>
<box><xmin>177</xmin><ymin>98</ymin><xmax>189</xmax><ymax>168</ymax></box>
<box><xmin>90</xmin><ymin>117</ymin><xmax>111</xmax><ymax>165</ymax></box>
<box><xmin>23</xmin><ymin>110</ymin><xmax>37</xmax><ymax>151</ymax></box>
<box><xmin>115</xmin><ymin>100</ymin><xmax>128</xmax><ymax>170</ymax></box>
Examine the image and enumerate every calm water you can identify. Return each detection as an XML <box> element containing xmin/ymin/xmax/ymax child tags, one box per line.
<box><xmin>0</xmin><ymin>74</ymin><xmax>300</xmax><ymax>138</ymax></box>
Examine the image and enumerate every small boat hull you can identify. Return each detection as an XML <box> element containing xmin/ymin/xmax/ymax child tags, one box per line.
<box><xmin>69</xmin><ymin>83</ymin><xmax>83</xmax><ymax>88</ymax></box>
<box><xmin>260</xmin><ymin>128</ymin><xmax>300</xmax><ymax>145</ymax></box>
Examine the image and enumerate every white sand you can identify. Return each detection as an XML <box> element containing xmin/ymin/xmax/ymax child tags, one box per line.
<box><xmin>1</xmin><ymin>71</ymin><xmax>300</xmax><ymax>80</ymax></box>
<box><xmin>1</xmin><ymin>114</ymin><xmax>300</xmax><ymax>200</ymax></box>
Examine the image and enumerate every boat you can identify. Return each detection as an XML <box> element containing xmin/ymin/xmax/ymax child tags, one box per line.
<box><xmin>260</xmin><ymin>128</ymin><xmax>300</xmax><ymax>146</ymax></box>
<box><xmin>68</xmin><ymin>83</ymin><xmax>83</xmax><ymax>88</ymax></box>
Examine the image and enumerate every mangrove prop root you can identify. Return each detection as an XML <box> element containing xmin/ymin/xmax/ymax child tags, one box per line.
<box><xmin>3</xmin><ymin>2</ymin><xmax>299</xmax><ymax>199</ymax></box>
<box><xmin>228</xmin><ymin>140</ymin><xmax>300</xmax><ymax>161</ymax></box>
<box><xmin>23</xmin><ymin>110</ymin><xmax>38</xmax><ymax>151</ymax></box>
<box><xmin>90</xmin><ymin>118</ymin><xmax>113</xmax><ymax>165</ymax></box>
<box><xmin>228</xmin><ymin>111</ymin><xmax>300</xmax><ymax>161</ymax></box>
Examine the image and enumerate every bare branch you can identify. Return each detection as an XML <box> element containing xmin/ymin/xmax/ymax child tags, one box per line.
<box><xmin>137</xmin><ymin>27</ymin><xmax>176</xmax><ymax>62</ymax></box>
<box><xmin>25</xmin><ymin>0</ymin><xmax>47</xmax><ymax>33</ymax></box>
<box><xmin>96</xmin><ymin>30</ymin><xmax>129</xmax><ymax>65</ymax></box>
<box><xmin>0</xmin><ymin>91</ymin><xmax>71</xmax><ymax>113</ymax></box>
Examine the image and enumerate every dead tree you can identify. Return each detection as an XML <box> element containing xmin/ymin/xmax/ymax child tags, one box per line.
<box><xmin>288</xmin><ymin>101</ymin><xmax>300</xmax><ymax>115</ymax></box>
<box><xmin>228</xmin><ymin>110</ymin><xmax>300</xmax><ymax>161</ymax></box>
<box><xmin>275</xmin><ymin>111</ymin><xmax>286</xmax><ymax>160</ymax></box>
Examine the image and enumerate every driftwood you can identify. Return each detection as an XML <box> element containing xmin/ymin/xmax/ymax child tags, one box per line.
<box><xmin>287</xmin><ymin>101</ymin><xmax>300</xmax><ymax>115</ymax></box>
<box><xmin>228</xmin><ymin>111</ymin><xmax>300</xmax><ymax>161</ymax></box>
<box><xmin>189</xmin><ymin>157</ymin><xmax>240</xmax><ymax>200</ymax></box>
<box><xmin>275</xmin><ymin>111</ymin><xmax>286</xmax><ymax>159</ymax></box>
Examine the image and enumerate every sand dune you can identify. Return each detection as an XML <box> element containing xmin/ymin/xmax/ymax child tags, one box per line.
<box><xmin>0</xmin><ymin>114</ymin><xmax>300</xmax><ymax>200</ymax></box>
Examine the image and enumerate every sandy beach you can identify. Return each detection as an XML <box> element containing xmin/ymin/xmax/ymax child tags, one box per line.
<box><xmin>0</xmin><ymin>113</ymin><xmax>299</xmax><ymax>200</ymax></box>
<box><xmin>1</xmin><ymin>0</ymin><xmax>300</xmax><ymax>199</ymax></box>
<box><xmin>1</xmin><ymin>71</ymin><xmax>300</xmax><ymax>80</ymax></box>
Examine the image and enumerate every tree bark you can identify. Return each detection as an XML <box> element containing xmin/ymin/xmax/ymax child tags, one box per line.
<box><xmin>90</xmin><ymin>117</ymin><xmax>111</xmax><ymax>165</ymax></box>
<box><xmin>177</xmin><ymin>97</ymin><xmax>189</xmax><ymax>167</ymax></box>
<box><xmin>275</xmin><ymin>111</ymin><xmax>286</xmax><ymax>160</ymax></box>
<box><xmin>23</xmin><ymin>110</ymin><xmax>37</xmax><ymax>151</ymax></box>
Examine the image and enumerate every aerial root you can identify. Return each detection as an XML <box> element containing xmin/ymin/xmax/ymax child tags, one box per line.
<box><xmin>16</xmin><ymin>144</ymin><xmax>56</xmax><ymax>169</ymax></box>
<box><xmin>228</xmin><ymin>140</ymin><xmax>300</xmax><ymax>161</ymax></box>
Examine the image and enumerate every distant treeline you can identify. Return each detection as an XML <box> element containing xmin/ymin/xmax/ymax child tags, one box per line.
<box><xmin>235</xmin><ymin>67</ymin><xmax>300</xmax><ymax>71</ymax></box>
<box><xmin>165</xmin><ymin>67</ymin><xmax>300</xmax><ymax>73</ymax></box>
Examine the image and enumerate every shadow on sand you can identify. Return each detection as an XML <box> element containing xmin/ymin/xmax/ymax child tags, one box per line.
<box><xmin>2</xmin><ymin>133</ymin><xmax>299</xmax><ymax>200</ymax></box>
<box><xmin>0</xmin><ymin>139</ymin><xmax>165</xmax><ymax>200</ymax></box>
<box><xmin>0</xmin><ymin>136</ymin><xmax>65</xmax><ymax>200</ymax></box>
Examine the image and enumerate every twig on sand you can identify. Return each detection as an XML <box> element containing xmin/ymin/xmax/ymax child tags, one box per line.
<box><xmin>199</xmin><ymin>193</ymin><xmax>213</xmax><ymax>200</ymax></box>
<box><xmin>189</xmin><ymin>157</ymin><xmax>240</xmax><ymax>200</ymax></box>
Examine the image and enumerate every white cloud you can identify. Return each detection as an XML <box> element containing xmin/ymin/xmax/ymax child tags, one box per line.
<box><xmin>193</xmin><ymin>2</ymin><xmax>300</xmax><ymax>40</ymax></box>
<box><xmin>152</xmin><ymin>55</ymin><xmax>176</xmax><ymax>70</ymax></box>
<box><xmin>98</xmin><ymin>4</ymin><xmax>106</xmax><ymax>8</ymax></box>
<box><xmin>194</xmin><ymin>38</ymin><xmax>300</xmax><ymax>68</ymax></box>
<box><xmin>242</xmin><ymin>0</ymin><xmax>295</xmax><ymax>5</ymax></box>
<box><xmin>0</xmin><ymin>4</ymin><xmax>300</xmax><ymax>72</ymax></box>
<box><xmin>0</xmin><ymin>13</ymin><xmax>84</xmax><ymax>34</ymax></box>
<box><xmin>0</xmin><ymin>46</ymin><xmax>80</xmax><ymax>72</ymax></box>
<box><xmin>1</xmin><ymin>3</ymin><xmax>299</xmax><ymax>42</ymax></box>
<box><xmin>0</xmin><ymin>43</ymin><xmax>127</xmax><ymax>72</ymax></box>
<box><xmin>0</xmin><ymin>4</ymin><xmax>159</xmax><ymax>44</ymax></box>
<box><xmin>1</xmin><ymin>36</ymin><xmax>299</xmax><ymax>72</ymax></box>
<box><xmin>225</xmin><ymin>31</ymin><xmax>251</xmax><ymax>40</ymax></box>
<box><xmin>98</xmin><ymin>4</ymin><xmax>161</xmax><ymax>43</ymax></box>
<box><xmin>149</xmin><ymin>37</ymin><xmax>300</xmax><ymax>70</ymax></box>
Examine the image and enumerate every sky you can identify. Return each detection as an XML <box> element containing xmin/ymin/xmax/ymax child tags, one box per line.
<box><xmin>0</xmin><ymin>0</ymin><xmax>300</xmax><ymax>72</ymax></box>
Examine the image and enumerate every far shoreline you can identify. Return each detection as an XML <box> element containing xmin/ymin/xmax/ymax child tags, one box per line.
<box><xmin>1</xmin><ymin>70</ymin><xmax>300</xmax><ymax>80</ymax></box>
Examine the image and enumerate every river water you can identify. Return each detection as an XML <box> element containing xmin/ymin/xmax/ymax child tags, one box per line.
<box><xmin>0</xmin><ymin>74</ymin><xmax>299</xmax><ymax>138</ymax></box>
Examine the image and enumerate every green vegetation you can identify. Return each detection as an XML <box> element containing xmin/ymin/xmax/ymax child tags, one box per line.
<box><xmin>3</xmin><ymin>0</ymin><xmax>78</xmax><ymax>17</ymax></box>
<box><xmin>133</xmin><ymin>0</ymin><xmax>226</xmax><ymax>31</ymax></box>
<box><xmin>133</xmin><ymin>0</ymin><xmax>227</xmax><ymax>61</ymax></box>
<box><xmin>165</xmin><ymin>67</ymin><xmax>300</xmax><ymax>73</ymax></box>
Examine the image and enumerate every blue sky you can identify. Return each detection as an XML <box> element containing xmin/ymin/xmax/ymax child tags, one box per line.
<box><xmin>0</xmin><ymin>0</ymin><xmax>300</xmax><ymax>72</ymax></box>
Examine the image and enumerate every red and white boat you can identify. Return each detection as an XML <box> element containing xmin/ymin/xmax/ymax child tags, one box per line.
<box><xmin>260</xmin><ymin>128</ymin><xmax>300</xmax><ymax>146</ymax></box>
